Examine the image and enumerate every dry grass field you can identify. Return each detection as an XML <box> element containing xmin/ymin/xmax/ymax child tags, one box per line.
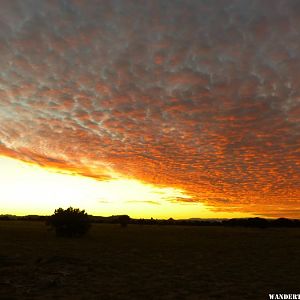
<box><xmin>0</xmin><ymin>221</ymin><xmax>299</xmax><ymax>299</ymax></box>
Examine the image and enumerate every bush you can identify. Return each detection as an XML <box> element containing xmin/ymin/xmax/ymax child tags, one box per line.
<box><xmin>46</xmin><ymin>207</ymin><xmax>91</xmax><ymax>237</ymax></box>
<box><xmin>118</xmin><ymin>215</ymin><xmax>131</xmax><ymax>227</ymax></box>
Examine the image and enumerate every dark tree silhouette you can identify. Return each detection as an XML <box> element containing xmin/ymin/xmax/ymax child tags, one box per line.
<box><xmin>118</xmin><ymin>215</ymin><xmax>131</xmax><ymax>227</ymax></box>
<box><xmin>46</xmin><ymin>207</ymin><xmax>91</xmax><ymax>237</ymax></box>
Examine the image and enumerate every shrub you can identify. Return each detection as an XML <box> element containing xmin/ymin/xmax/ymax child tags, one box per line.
<box><xmin>118</xmin><ymin>215</ymin><xmax>131</xmax><ymax>227</ymax></box>
<box><xmin>46</xmin><ymin>207</ymin><xmax>91</xmax><ymax>237</ymax></box>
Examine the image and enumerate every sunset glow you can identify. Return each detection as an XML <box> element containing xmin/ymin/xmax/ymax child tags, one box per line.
<box><xmin>1</xmin><ymin>156</ymin><xmax>250</xmax><ymax>219</ymax></box>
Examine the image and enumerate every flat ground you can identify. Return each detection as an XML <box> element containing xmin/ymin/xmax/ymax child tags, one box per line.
<box><xmin>0</xmin><ymin>221</ymin><xmax>299</xmax><ymax>300</ymax></box>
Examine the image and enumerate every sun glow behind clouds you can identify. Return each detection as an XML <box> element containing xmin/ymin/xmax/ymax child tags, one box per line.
<box><xmin>0</xmin><ymin>155</ymin><xmax>214</xmax><ymax>218</ymax></box>
<box><xmin>0</xmin><ymin>156</ymin><xmax>256</xmax><ymax>218</ymax></box>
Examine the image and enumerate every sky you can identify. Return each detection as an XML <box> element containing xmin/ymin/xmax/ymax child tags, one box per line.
<box><xmin>0</xmin><ymin>0</ymin><xmax>299</xmax><ymax>218</ymax></box>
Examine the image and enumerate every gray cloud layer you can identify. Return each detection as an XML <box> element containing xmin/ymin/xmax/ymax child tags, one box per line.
<box><xmin>0</xmin><ymin>0</ymin><xmax>299</xmax><ymax>217</ymax></box>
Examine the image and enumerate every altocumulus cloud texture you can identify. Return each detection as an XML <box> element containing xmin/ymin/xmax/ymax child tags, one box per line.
<box><xmin>0</xmin><ymin>0</ymin><xmax>299</xmax><ymax>217</ymax></box>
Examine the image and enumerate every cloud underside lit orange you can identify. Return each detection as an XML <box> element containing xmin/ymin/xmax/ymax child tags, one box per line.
<box><xmin>0</xmin><ymin>0</ymin><xmax>299</xmax><ymax>218</ymax></box>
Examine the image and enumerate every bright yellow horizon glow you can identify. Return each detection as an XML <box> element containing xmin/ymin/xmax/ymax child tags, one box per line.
<box><xmin>0</xmin><ymin>155</ymin><xmax>252</xmax><ymax>219</ymax></box>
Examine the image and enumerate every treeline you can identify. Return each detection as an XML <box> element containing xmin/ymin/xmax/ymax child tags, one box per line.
<box><xmin>130</xmin><ymin>217</ymin><xmax>300</xmax><ymax>228</ymax></box>
<box><xmin>2</xmin><ymin>214</ymin><xmax>299</xmax><ymax>228</ymax></box>
<box><xmin>0</xmin><ymin>215</ymin><xmax>47</xmax><ymax>221</ymax></box>
<box><xmin>221</xmin><ymin>217</ymin><xmax>300</xmax><ymax>228</ymax></box>
<box><xmin>88</xmin><ymin>216</ymin><xmax>300</xmax><ymax>228</ymax></box>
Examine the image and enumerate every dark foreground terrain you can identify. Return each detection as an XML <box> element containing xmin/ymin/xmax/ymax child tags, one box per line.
<box><xmin>0</xmin><ymin>221</ymin><xmax>299</xmax><ymax>300</ymax></box>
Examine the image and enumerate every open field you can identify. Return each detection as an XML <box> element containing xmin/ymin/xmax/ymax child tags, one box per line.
<box><xmin>0</xmin><ymin>221</ymin><xmax>299</xmax><ymax>299</ymax></box>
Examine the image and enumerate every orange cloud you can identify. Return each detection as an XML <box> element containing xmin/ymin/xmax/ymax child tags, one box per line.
<box><xmin>0</xmin><ymin>0</ymin><xmax>299</xmax><ymax>218</ymax></box>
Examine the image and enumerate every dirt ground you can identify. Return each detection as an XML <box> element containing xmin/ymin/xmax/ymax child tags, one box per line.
<box><xmin>0</xmin><ymin>221</ymin><xmax>299</xmax><ymax>299</ymax></box>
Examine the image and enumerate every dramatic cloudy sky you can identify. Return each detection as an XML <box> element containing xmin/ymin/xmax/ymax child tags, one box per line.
<box><xmin>0</xmin><ymin>0</ymin><xmax>299</xmax><ymax>218</ymax></box>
